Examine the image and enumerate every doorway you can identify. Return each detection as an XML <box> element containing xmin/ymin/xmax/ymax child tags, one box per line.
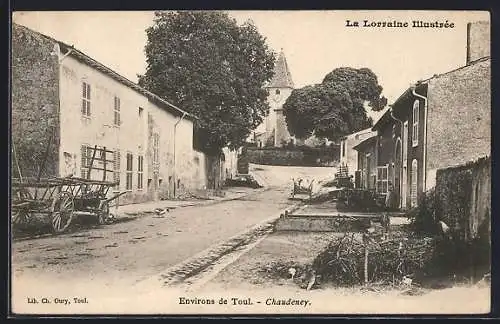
<box><xmin>394</xmin><ymin>138</ymin><xmax>402</xmax><ymax>208</ymax></box>
<box><xmin>402</xmin><ymin>122</ymin><xmax>409</xmax><ymax>209</ymax></box>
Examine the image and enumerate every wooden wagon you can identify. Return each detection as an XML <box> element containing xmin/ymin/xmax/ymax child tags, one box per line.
<box><xmin>12</xmin><ymin>176</ymin><xmax>126</xmax><ymax>233</ymax></box>
<box><xmin>290</xmin><ymin>178</ymin><xmax>315</xmax><ymax>199</ymax></box>
<box><xmin>11</xmin><ymin>144</ymin><xmax>125</xmax><ymax>233</ymax></box>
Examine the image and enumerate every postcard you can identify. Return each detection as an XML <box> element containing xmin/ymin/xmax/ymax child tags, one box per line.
<box><xmin>10</xmin><ymin>10</ymin><xmax>491</xmax><ymax>316</ymax></box>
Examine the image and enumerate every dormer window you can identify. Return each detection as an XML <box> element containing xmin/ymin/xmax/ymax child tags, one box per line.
<box><xmin>412</xmin><ymin>100</ymin><xmax>419</xmax><ymax>147</ymax></box>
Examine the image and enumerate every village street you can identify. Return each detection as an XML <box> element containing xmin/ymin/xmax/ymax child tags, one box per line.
<box><xmin>11</xmin><ymin>165</ymin><xmax>335</xmax><ymax>299</ymax></box>
<box><xmin>10</xmin><ymin>12</ymin><xmax>491</xmax><ymax>316</ymax></box>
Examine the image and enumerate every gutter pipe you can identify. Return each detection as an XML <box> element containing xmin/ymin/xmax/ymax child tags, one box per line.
<box><xmin>412</xmin><ymin>86</ymin><xmax>428</xmax><ymax>192</ymax></box>
<box><xmin>173</xmin><ymin>112</ymin><xmax>188</xmax><ymax>197</ymax></box>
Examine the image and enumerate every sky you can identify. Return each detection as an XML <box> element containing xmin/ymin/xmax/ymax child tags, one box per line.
<box><xmin>12</xmin><ymin>10</ymin><xmax>489</xmax><ymax>121</ymax></box>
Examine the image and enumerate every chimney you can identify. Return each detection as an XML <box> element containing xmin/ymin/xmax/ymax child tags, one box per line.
<box><xmin>466</xmin><ymin>21</ymin><xmax>490</xmax><ymax>65</ymax></box>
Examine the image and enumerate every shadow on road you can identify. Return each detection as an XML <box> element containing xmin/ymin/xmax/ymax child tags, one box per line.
<box><xmin>12</xmin><ymin>214</ymin><xmax>139</xmax><ymax>241</ymax></box>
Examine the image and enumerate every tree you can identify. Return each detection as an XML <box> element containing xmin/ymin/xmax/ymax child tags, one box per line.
<box><xmin>283</xmin><ymin>67</ymin><xmax>387</xmax><ymax>141</ymax></box>
<box><xmin>138</xmin><ymin>11</ymin><xmax>276</xmax><ymax>155</ymax></box>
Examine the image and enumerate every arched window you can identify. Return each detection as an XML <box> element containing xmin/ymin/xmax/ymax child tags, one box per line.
<box><xmin>411</xmin><ymin>159</ymin><xmax>418</xmax><ymax>207</ymax></box>
<box><xmin>275</xmin><ymin>89</ymin><xmax>280</xmax><ymax>95</ymax></box>
<box><xmin>412</xmin><ymin>100</ymin><xmax>419</xmax><ymax>147</ymax></box>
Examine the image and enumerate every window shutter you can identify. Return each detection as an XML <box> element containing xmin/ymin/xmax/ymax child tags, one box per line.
<box><xmin>411</xmin><ymin>159</ymin><xmax>418</xmax><ymax>207</ymax></box>
<box><xmin>81</xmin><ymin>145</ymin><xmax>87</xmax><ymax>167</ymax></box>
<box><xmin>113</xmin><ymin>149</ymin><xmax>121</xmax><ymax>187</ymax></box>
<box><xmin>82</xmin><ymin>100</ymin><xmax>86</xmax><ymax>115</ymax></box>
<box><xmin>81</xmin><ymin>145</ymin><xmax>87</xmax><ymax>177</ymax></box>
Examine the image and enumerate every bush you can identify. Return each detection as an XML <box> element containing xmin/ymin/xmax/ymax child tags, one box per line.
<box><xmin>409</xmin><ymin>189</ymin><xmax>438</xmax><ymax>236</ymax></box>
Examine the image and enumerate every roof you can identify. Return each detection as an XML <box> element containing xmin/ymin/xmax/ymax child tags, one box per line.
<box><xmin>372</xmin><ymin>107</ymin><xmax>394</xmax><ymax>131</ymax></box>
<box><xmin>266</xmin><ymin>50</ymin><xmax>294</xmax><ymax>89</ymax></box>
<box><xmin>13</xmin><ymin>23</ymin><xmax>197</xmax><ymax>121</ymax></box>
<box><xmin>341</xmin><ymin>127</ymin><xmax>374</xmax><ymax>141</ymax></box>
<box><xmin>352</xmin><ymin>134</ymin><xmax>377</xmax><ymax>152</ymax></box>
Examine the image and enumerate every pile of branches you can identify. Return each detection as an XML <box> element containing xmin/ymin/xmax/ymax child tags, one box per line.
<box><xmin>368</xmin><ymin>236</ymin><xmax>435</xmax><ymax>284</ymax></box>
<box><xmin>312</xmin><ymin>231</ymin><xmax>436</xmax><ymax>286</ymax></box>
<box><xmin>312</xmin><ymin>233</ymin><xmax>365</xmax><ymax>286</ymax></box>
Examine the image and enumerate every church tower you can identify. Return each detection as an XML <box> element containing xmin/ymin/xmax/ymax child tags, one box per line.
<box><xmin>264</xmin><ymin>50</ymin><xmax>295</xmax><ymax>147</ymax></box>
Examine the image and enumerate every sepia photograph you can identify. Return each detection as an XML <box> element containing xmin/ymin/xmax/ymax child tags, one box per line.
<box><xmin>10</xmin><ymin>10</ymin><xmax>491</xmax><ymax>315</ymax></box>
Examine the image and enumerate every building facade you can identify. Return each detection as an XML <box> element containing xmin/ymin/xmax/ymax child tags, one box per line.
<box><xmin>355</xmin><ymin>20</ymin><xmax>491</xmax><ymax>210</ymax></box>
<box><xmin>339</xmin><ymin>128</ymin><xmax>378</xmax><ymax>181</ymax></box>
<box><xmin>353</xmin><ymin>135</ymin><xmax>378</xmax><ymax>191</ymax></box>
<box><xmin>11</xmin><ymin>23</ymin><xmax>236</xmax><ymax>205</ymax></box>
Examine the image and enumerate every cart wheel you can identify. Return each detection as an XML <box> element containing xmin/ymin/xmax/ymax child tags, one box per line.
<box><xmin>12</xmin><ymin>208</ymin><xmax>32</xmax><ymax>227</ymax></box>
<box><xmin>97</xmin><ymin>201</ymin><xmax>109</xmax><ymax>225</ymax></box>
<box><xmin>12</xmin><ymin>189</ymin><xmax>33</xmax><ymax>227</ymax></box>
<box><xmin>51</xmin><ymin>191</ymin><xmax>74</xmax><ymax>233</ymax></box>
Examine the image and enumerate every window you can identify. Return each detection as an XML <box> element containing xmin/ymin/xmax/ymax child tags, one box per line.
<box><xmin>137</xmin><ymin>155</ymin><xmax>144</xmax><ymax>189</ymax></box>
<box><xmin>82</xmin><ymin>82</ymin><xmax>91</xmax><ymax>117</ymax></box>
<box><xmin>403</xmin><ymin>121</ymin><xmax>408</xmax><ymax>159</ymax></box>
<box><xmin>153</xmin><ymin>133</ymin><xmax>160</xmax><ymax>164</ymax></box>
<box><xmin>114</xmin><ymin>96</ymin><xmax>121</xmax><ymax>126</ymax></box>
<box><xmin>113</xmin><ymin>149</ymin><xmax>121</xmax><ymax>189</ymax></box>
<box><xmin>126</xmin><ymin>153</ymin><xmax>133</xmax><ymax>190</ymax></box>
<box><xmin>139</xmin><ymin>107</ymin><xmax>144</xmax><ymax>117</ymax></box>
<box><xmin>412</xmin><ymin>100</ymin><xmax>419</xmax><ymax>147</ymax></box>
<box><xmin>377</xmin><ymin>165</ymin><xmax>389</xmax><ymax>194</ymax></box>
<box><xmin>411</xmin><ymin>159</ymin><xmax>418</xmax><ymax>207</ymax></box>
<box><xmin>80</xmin><ymin>145</ymin><xmax>92</xmax><ymax>178</ymax></box>
<box><xmin>275</xmin><ymin>89</ymin><xmax>280</xmax><ymax>95</ymax></box>
<box><xmin>341</xmin><ymin>141</ymin><xmax>346</xmax><ymax>157</ymax></box>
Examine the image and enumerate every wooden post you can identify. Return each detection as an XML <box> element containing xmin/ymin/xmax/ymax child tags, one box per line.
<box><xmin>102</xmin><ymin>146</ymin><xmax>107</xmax><ymax>181</ymax></box>
<box><xmin>12</xmin><ymin>142</ymin><xmax>23</xmax><ymax>183</ymax></box>
<box><xmin>87</xmin><ymin>145</ymin><xmax>98</xmax><ymax>180</ymax></box>
<box><xmin>364</xmin><ymin>244</ymin><xmax>369</xmax><ymax>285</ymax></box>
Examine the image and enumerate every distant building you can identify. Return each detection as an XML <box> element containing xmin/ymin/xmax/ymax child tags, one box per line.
<box><xmin>250</xmin><ymin>50</ymin><xmax>295</xmax><ymax>147</ymax></box>
<box><xmin>339</xmin><ymin>128</ymin><xmax>378</xmax><ymax>181</ymax></box>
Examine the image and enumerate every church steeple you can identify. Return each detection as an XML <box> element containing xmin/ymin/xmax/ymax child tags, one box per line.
<box><xmin>267</xmin><ymin>49</ymin><xmax>294</xmax><ymax>89</ymax></box>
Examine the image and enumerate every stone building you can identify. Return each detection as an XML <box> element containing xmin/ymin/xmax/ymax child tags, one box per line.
<box><xmin>11</xmin><ymin>23</ymin><xmax>237</xmax><ymax>205</ymax></box>
<box><xmin>352</xmin><ymin>20</ymin><xmax>490</xmax><ymax>210</ymax></box>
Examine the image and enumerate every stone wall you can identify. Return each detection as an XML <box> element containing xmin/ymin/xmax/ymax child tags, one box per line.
<box><xmin>434</xmin><ymin>156</ymin><xmax>490</xmax><ymax>242</ymax></box>
<box><xmin>245</xmin><ymin>146</ymin><xmax>339</xmax><ymax>167</ymax></box>
<box><xmin>426</xmin><ymin>59</ymin><xmax>490</xmax><ymax>191</ymax></box>
<box><xmin>11</xmin><ymin>24</ymin><xmax>60</xmax><ymax>179</ymax></box>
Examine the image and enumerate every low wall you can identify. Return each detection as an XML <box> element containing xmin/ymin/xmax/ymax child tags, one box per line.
<box><xmin>244</xmin><ymin>146</ymin><xmax>339</xmax><ymax>167</ymax></box>
<box><xmin>275</xmin><ymin>216</ymin><xmax>370</xmax><ymax>232</ymax></box>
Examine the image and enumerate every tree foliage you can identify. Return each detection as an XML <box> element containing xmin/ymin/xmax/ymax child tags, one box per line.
<box><xmin>138</xmin><ymin>11</ymin><xmax>276</xmax><ymax>154</ymax></box>
<box><xmin>283</xmin><ymin>67</ymin><xmax>387</xmax><ymax>141</ymax></box>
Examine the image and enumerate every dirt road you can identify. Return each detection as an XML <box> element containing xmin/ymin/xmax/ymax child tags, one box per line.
<box><xmin>12</xmin><ymin>186</ymin><xmax>297</xmax><ymax>290</ymax></box>
<box><xmin>11</xmin><ymin>164</ymin><xmax>338</xmax><ymax>314</ymax></box>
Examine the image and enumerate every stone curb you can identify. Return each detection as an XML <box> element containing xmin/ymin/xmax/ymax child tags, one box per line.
<box><xmin>134</xmin><ymin>201</ymin><xmax>304</xmax><ymax>290</ymax></box>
